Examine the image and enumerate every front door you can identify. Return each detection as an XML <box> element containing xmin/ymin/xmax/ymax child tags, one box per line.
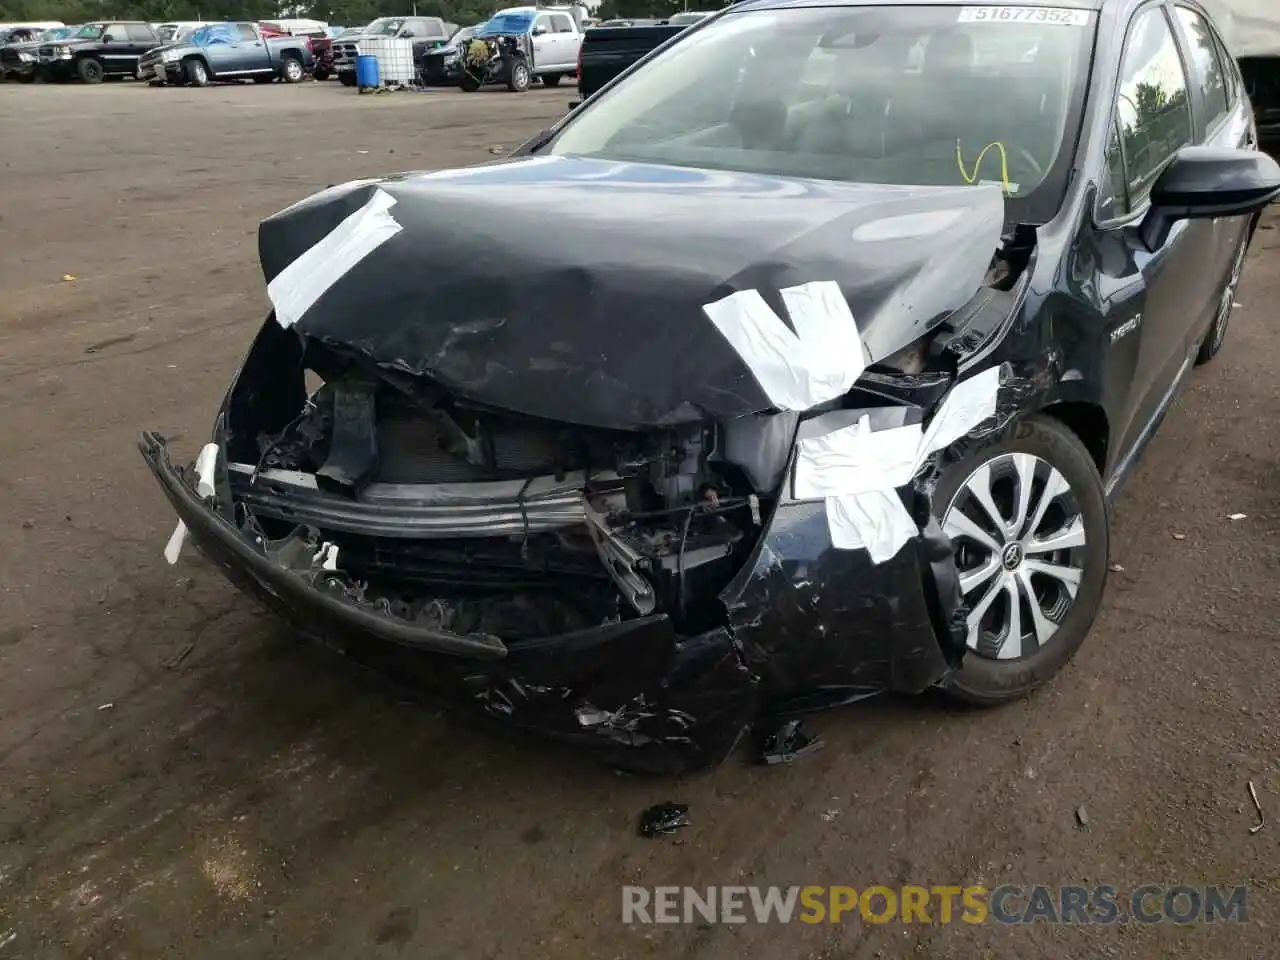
<box><xmin>531</xmin><ymin>14</ymin><xmax>555</xmax><ymax>70</ymax></box>
<box><xmin>233</xmin><ymin>23</ymin><xmax>269</xmax><ymax>72</ymax></box>
<box><xmin>1092</xmin><ymin>3</ymin><xmax>1212</xmax><ymax>466</ymax></box>
<box><xmin>99</xmin><ymin>24</ymin><xmax>134</xmax><ymax>75</ymax></box>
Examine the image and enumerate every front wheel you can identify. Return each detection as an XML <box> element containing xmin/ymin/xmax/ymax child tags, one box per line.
<box><xmin>459</xmin><ymin>72</ymin><xmax>481</xmax><ymax>92</ymax></box>
<box><xmin>280</xmin><ymin>57</ymin><xmax>304</xmax><ymax>83</ymax></box>
<box><xmin>541</xmin><ymin>72</ymin><xmax>561</xmax><ymax>88</ymax></box>
<box><xmin>313</xmin><ymin>65</ymin><xmax>330</xmax><ymax>81</ymax></box>
<box><xmin>77</xmin><ymin>57</ymin><xmax>104</xmax><ymax>84</ymax></box>
<box><xmin>935</xmin><ymin>414</ymin><xmax>1109</xmax><ymax>706</ymax></box>
<box><xmin>338</xmin><ymin>71</ymin><xmax>356</xmax><ymax>87</ymax></box>
<box><xmin>507</xmin><ymin>59</ymin><xmax>530</xmax><ymax>92</ymax></box>
<box><xmin>184</xmin><ymin>58</ymin><xmax>209</xmax><ymax>87</ymax></box>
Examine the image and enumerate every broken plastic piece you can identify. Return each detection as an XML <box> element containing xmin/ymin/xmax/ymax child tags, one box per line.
<box><xmin>163</xmin><ymin>442</ymin><xmax>220</xmax><ymax>565</ymax></box>
<box><xmin>759</xmin><ymin>718</ymin><xmax>825</xmax><ymax>765</ymax></box>
<box><xmin>1248</xmin><ymin>780</ymin><xmax>1265</xmax><ymax>835</ymax></box>
<box><xmin>638</xmin><ymin>802</ymin><xmax>690</xmax><ymax>838</ymax></box>
<box><xmin>1228</xmin><ymin>513</ymin><xmax>1247</xmax><ymax>521</ymax></box>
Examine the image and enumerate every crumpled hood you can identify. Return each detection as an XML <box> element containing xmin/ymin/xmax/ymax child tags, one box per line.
<box><xmin>257</xmin><ymin>156</ymin><xmax>1004</xmax><ymax>430</ymax></box>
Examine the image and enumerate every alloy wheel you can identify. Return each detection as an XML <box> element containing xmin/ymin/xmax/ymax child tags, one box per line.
<box><xmin>1212</xmin><ymin>240</ymin><xmax>1248</xmax><ymax>352</ymax></box>
<box><xmin>941</xmin><ymin>452</ymin><xmax>1088</xmax><ymax>661</ymax></box>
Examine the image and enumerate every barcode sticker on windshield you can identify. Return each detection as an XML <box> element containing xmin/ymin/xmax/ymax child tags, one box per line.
<box><xmin>958</xmin><ymin>6</ymin><xmax>1090</xmax><ymax>25</ymax></box>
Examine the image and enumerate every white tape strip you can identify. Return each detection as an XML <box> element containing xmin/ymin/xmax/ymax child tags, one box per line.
<box><xmin>916</xmin><ymin>365</ymin><xmax>1000</xmax><ymax>464</ymax></box>
<box><xmin>270</xmin><ymin>188</ymin><xmax>403</xmax><ymax>329</ymax></box>
<box><xmin>826</xmin><ymin>491</ymin><xmax>920</xmax><ymax>564</ymax></box>
<box><xmin>794</xmin><ymin>416</ymin><xmax>922</xmax><ymax>501</ymax></box>
<box><xmin>703</xmin><ymin>280</ymin><xmax>866</xmax><ymax>412</ymax></box>
<box><xmin>794</xmin><ymin>367</ymin><xmax>1002</xmax><ymax>563</ymax></box>
<box><xmin>163</xmin><ymin>442</ymin><xmax>220</xmax><ymax>566</ymax></box>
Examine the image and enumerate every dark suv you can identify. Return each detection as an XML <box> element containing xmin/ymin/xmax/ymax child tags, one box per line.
<box><xmin>38</xmin><ymin>21</ymin><xmax>160</xmax><ymax>83</ymax></box>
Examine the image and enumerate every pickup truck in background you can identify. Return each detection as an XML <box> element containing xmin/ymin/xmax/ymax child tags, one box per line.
<box><xmin>140</xmin><ymin>21</ymin><xmax>313</xmax><ymax>87</ymax></box>
<box><xmin>575</xmin><ymin>20</ymin><xmax>694</xmax><ymax>100</ymax></box>
<box><xmin>461</xmin><ymin>6</ymin><xmax>584</xmax><ymax>92</ymax></box>
<box><xmin>37</xmin><ymin>21</ymin><xmax>161</xmax><ymax>83</ymax></box>
<box><xmin>331</xmin><ymin>17</ymin><xmax>454</xmax><ymax>86</ymax></box>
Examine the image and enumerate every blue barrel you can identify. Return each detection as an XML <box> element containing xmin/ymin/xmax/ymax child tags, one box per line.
<box><xmin>355</xmin><ymin>54</ymin><xmax>380</xmax><ymax>91</ymax></box>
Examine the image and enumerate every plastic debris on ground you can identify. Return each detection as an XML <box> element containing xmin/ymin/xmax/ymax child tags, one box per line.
<box><xmin>1248</xmin><ymin>781</ymin><xmax>1265</xmax><ymax>835</ymax></box>
<box><xmin>758</xmin><ymin>718</ymin><xmax>825</xmax><ymax>765</ymax></box>
<box><xmin>638</xmin><ymin>802</ymin><xmax>690</xmax><ymax>839</ymax></box>
<box><xmin>1228</xmin><ymin>513</ymin><xmax>1248</xmax><ymax>521</ymax></box>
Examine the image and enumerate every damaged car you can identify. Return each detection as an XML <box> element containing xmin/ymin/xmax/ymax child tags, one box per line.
<box><xmin>142</xmin><ymin>0</ymin><xmax>1280</xmax><ymax>774</ymax></box>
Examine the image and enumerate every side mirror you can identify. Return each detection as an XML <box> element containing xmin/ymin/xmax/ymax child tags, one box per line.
<box><xmin>532</xmin><ymin>25</ymin><xmax>548</xmax><ymax>36</ymax></box>
<box><xmin>1142</xmin><ymin>145</ymin><xmax>1280</xmax><ymax>250</ymax></box>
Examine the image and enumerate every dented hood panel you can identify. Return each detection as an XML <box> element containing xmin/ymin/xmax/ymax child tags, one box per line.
<box><xmin>259</xmin><ymin>156</ymin><xmax>1004</xmax><ymax>429</ymax></box>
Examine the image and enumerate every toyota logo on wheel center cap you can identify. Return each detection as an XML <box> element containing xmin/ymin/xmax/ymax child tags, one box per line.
<box><xmin>1001</xmin><ymin>543</ymin><xmax>1024</xmax><ymax>570</ymax></box>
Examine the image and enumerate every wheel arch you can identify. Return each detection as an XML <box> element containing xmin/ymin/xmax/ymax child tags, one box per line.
<box><xmin>1037</xmin><ymin>399</ymin><xmax>1109</xmax><ymax>477</ymax></box>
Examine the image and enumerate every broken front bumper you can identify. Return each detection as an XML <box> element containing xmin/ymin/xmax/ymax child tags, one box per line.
<box><xmin>138</xmin><ymin>431</ymin><xmax>758</xmax><ymax>773</ymax></box>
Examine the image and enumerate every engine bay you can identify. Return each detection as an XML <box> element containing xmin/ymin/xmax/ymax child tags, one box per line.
<box><xmin>228</xmin><ymin>373</ymin><xmax>785</xmax><ymax>639</ymax></box>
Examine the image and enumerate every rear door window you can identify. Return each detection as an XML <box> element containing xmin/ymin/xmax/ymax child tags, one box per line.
<box><xmin>1174</xmin><ymin>6</ymin><xmax>1229</xmax><ymax>132</ymax></box>
<box><xmin>236</xmin><ymin>24</ymin><xmax>258</xmax><ymax>42</ymax></box>
<box><xmin>551</xmin><ymin>14</ymin><xmax>575</xmax><ymax>33</ymax></box>
<box><xmin>104</xmin><ymin>25</ymin><xmax>129</xmax><ymax>42</ymax></box>
<box><xmin>534</xmin><ymin>15</ymin><xmax>553</xmax><ymax>34</ymax></box>
<box><xmin>126</xmin><ymin>24</ymin><xmax>155</xmax><ymax>42</ymax></box>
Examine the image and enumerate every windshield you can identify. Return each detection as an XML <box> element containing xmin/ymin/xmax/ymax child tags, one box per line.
<box><xmin>479</xmin><ymin>10</ymin><xmax>534</xmax><ymax>35</ymax></box>
<box><xmin>550</xmin><ymin>5</ymin><xmax>1094</xmax><ymax>218</ymax></box>
<box><xmin>367</xmin><ymin>18</ymin><xmax>404</xmax><ymax>36</ymax></box>
<box><xmin>73</xmin><ymin>24</ymin><xmax>104</xmax><ymax>39</ymax></box>
<box><xmin>42</xmin><ymin>27</ymin><xmax>74</xmax><ymax>41</ymax></box>
<box><xmin>192</xmin><ymin>24</ymin><xmax>236</xmax><ymax>45</ymax></box>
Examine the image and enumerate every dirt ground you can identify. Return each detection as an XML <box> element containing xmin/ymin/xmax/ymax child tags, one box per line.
<box><xmin>0</xmin><ymin>79</ymin><xmax>1278</xmax><ymax>960</ymax></box>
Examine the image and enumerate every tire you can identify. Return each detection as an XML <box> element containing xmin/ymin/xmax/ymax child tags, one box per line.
<box><xmin>507</xmin><ymin>59</ymin><xmax>530</xmax><ymax>92</ymax></box>
<box><xmin>253</xmin><ymin>75</ymin><xmax>273</xmax><ymax>84</ymax></box>
<box><xmin>77</xmin><ymin>57</ymin><xmax>104</xmax><ymax>84</ymax></box>
<box><xmin>184</xmin><ymin>58</ymin><xmax>209</xmax><ymax>87</ymax></box>
<box><xmin>338</xmin><ymin>71</ymin><xmax>356</xmax><ymax>87</ymax></box>
<box><xmin>934</xmin><ymin>414</ymin><xmax>1109</xmax><ymax>706</ymax></box>
<box><xmin>541</xmin><ymin>72</ymin><xmax>561</xmax><ymax>87</ymax></box>
<box><xmin>459</xmin><ymin>72</ymin><xmax>481</xmax><ymax>92</ymax></box>
<box><xmin>281</xmin><ymin>56</ymin><xmax>304</xmax><ymax>83</ymax></box>
<box><xmin>17</xmin><ymin>72</ymin><xmax>35</xmax><ymax>84</ymax></box>
<box><xmin>1196</xmin><ymin>230</ymin><xmax>1249</xmax><ymax>366</ymax></box>
<box><xmin>313</xmin><ymin>65</ymin><xmax>330</xmax><ymax>81</ymax></box>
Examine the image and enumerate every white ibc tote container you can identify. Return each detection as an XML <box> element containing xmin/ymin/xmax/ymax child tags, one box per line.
<box><xmin>358</xmin><ymin>36</ymin><xmax>416</xmax><ymax>86</ymax></box>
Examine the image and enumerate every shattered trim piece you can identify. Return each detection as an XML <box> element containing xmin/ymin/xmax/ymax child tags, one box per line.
<box><xmin>794</xmin><ymin>366</ymin><xmax>1003</xmax><ymax>563</ymax></box>
<box><xmin>269</xmin><ymin>188</ymin><xmax>403</xmax><ymax>329</ymax></box>
<box><xmin>702</xmin><ymin>280</ymin><xmax>867</xmax><ymax>412</ymax></box>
